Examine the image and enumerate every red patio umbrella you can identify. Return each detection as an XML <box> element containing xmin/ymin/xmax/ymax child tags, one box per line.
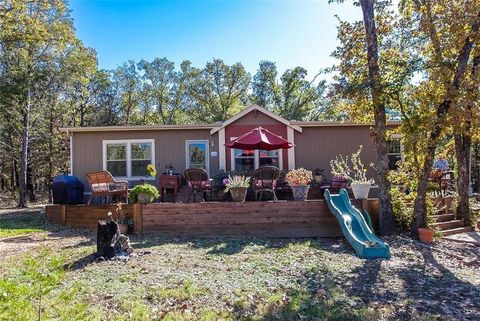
<box><xmin>225</xmin><ymin>127</ymin><xmax>294</xmax><ymax>151</ymax></box>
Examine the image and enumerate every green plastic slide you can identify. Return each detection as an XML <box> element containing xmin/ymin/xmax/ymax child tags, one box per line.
<box><xmin>324</xmin><ymin>189</ymin><xmax>391</xmax><ymax>259</ymax></box>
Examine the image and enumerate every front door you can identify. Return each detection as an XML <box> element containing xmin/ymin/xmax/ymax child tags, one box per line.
<box><xmin>186</xmin><ymin>140</ymin><xmax>209</xmax><ymax>175</ymax></box>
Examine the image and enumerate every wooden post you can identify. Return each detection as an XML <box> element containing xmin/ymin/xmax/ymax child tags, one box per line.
<box><xmin>133</xmin><ymin>203</ymin><xmax>143</xmax><ymax>234</ymax></box>
<box><xmin>46</xmin><ymin>205</ymin><xmax>66</xmax><ymax>225</ymax></box>
<box><xmin>361</xmin><ymin>199</ymin><xmax>371</xmax><ymax>214</ymax></box>
<box><xmin>60</xmin><ymin>205</ymin><xmax>66</xmax><ymax>225</ymax></box>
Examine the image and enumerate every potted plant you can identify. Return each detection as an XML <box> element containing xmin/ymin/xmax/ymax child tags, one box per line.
<box><xmin>418</xmin><ymin>199</ymin><xmax>438</xmax><ymax>243</ymax></box>
<box><xmin>129</xmin><ymin>183</ymin><xmax>160</xmax><ymax>204</ymax></box>
<box><xmin>285</xmin><ymin>168</ymin><xmax>313</xmax><ymax>201</ymax></box>
<box><xmin>107</xmin><ymin>203</ymin><xmax>132</xmax><ymax>234</ymax></box>
<box><xmin>330</xmin><ymin>145</ymin><xmax>374</xmax><ymax>199</ymax></box>
<box><xmin>313</xmin><ymin>168</ymin><xmax>324</xmax><ymax>184</ymax></box>
<box><xmin>418</xmin><ymin>227</ymin><xmax>434</xmax><ymax>244</ymax></box>
<box><xmin>224</xmin><ymin>175</ymin><xmax>251</xmax><ymax>202</ymax></box>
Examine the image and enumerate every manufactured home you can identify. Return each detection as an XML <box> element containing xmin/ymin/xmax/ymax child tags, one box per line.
<box><xmin>61</xmin><ymin>104</ymin><xmax>401</xmax><ymax>196</ymax></box>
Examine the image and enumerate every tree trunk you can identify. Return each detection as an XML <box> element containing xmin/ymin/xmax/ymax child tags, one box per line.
<box><xmin>453</xmin><ymin>55</ymin><xmax>478</xmax><ymax>226</ymax></box>
<box><xmin>18</xmin><ymin>88</ymin><xmax>31</xmax><ymax>208</ymax></box>
<box><xmin>475</xmin><ymin>144</ymin><xmax>480</xmax><ymax>193</ymax></box>
<box><xmin>454</xmin><ymin>133</ymin><xmax>471</xmax><ymax>225</ymax></box>
<box><xmin>80</xmin><ymin>103</ymin><xmax>85</xmax><ymax>127</ymax></box>
<box><xmin>27</xmin><ymin>157</ymin><xmax>37</xmax><ymax>202</ymax></box>
<box><xmin>359</xmin><ymin>0</ymin><xmax>395</xmax><ymax>235</ymax></box>
<box><xmin>48</xmin><ymin>102</ymin><xmax>55</xmax><ymax>203</ymax></box>
<box><xmin>11</xmin><ymin>159</ymin><xmax>16</xmax><ymax>190</ymax></box>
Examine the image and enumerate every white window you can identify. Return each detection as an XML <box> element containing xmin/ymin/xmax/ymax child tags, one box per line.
<box><xmin>231</xmin><ymin>147</ymin><xmax>283</xmax><ymax>172</ymax></box>
<box><xmin>259</xmin><ymin>150</ymin><xmax>280</xmax><ymax>167</ymax></box>
<box><xmin>387</xmin><ymin>135</ymin><xmax>403</xmax><ymax>170</ymax></box>
<box><xmin>106</xmin><ymin>144</ymin><xmax>127</xmax><ymax>177</ymax></box>
<box><xmin>233</xmin><ymin>149</ymin><xmax>256</xmax><ymax>172</ymax></box>
<box><xmin>185</xmin><ymin>140</ymin><xmax>209</xmax><ymax>175</ymax></box>
<box><xmin>103</xmin><ymin>139</ymin><xmax>155</xmax><ymax>180</ymax></box>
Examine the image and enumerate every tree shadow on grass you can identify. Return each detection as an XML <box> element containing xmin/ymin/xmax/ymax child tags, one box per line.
<box><xmin>0</xmin><ymin>212</ymin><xmax>47</xmax><ymax>239</ymax></box>
<box><xmin>333</xmin><ymin>239</ymin><xmax>480</xmax><ymax>320</ymax></box>
<box><xmin>130</xmin><ymin>235</ymin><xmax>352</xmax><ymax>257</ymax></box>
<box><xmin>229</xmin><ymin>261</ymin><xmax>382</xmax><ymax>321</ymax></box>
<box><xmin>465</xmin><ymin>231</ymin><xmax>480</xmax><ymax>243</ymax></box>
<box><xmin>282</xmin><ymin>236</ymin><xmax>479</xmax><ymax>321</ymax></box>
<box><xmin>393</xmin><ymin>244</ymin><xmax>480</xmax><ymax>320</ymax></box>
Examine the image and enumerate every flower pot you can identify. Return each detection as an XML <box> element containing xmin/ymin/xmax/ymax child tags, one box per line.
<box><xmin>137</xmin><ymin>193</ymin><xmax>152</xmax><ymax>204</ymax></box>
<box><xmin>418</xmin><ymin>228</ymin><xmax>434</xmax><ymax>244</ymax></box>
<box><xmin>118</xmin><ymin>223</ymin><xmax>128</xmax><ymax>235</ymax></box>
<box><xmin>291</xmin><ymin>185</ymin><xmax>310</xmax><ymax>201</ymax></box>
<box><xmin>314</xmin><ymin>175</ymin><xmax>323</xmax><ymax>184</ymax></box>
<box><xmin>230</xmin><ymin>187</ymin><xmax>248</xmax><ymax>202</ymax></box>
<box><xmin>351</xmin><ymin>182</ymin><xmax>371</xmax><ymax>199</ymax></box>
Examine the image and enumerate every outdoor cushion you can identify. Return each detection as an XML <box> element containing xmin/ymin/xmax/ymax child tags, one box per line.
<box><xmin>331</xmin><ymin>175</ymin><xmax>348</xmax><ymax>189</ymax></box>
<box><xmin>188</xmin><ymin>181</ymin><xmax>211</xmax><ymax>188</ymax></box>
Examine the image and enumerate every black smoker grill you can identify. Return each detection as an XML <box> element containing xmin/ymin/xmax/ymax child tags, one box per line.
<box><xmin>52</xmin><ymin>174</ymin><xmax>84</xmax><ymax>204</ymax></box>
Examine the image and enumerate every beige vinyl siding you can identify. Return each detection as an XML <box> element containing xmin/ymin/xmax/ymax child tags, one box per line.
<box><xmin>294</xmin><ymin>126</ymin><xmax>378</xmax><ymax>181</ymax></box>
<box><xmin>72</xmin><ymin>129</ymin><xmax>219</xmax><ymax>191</ymax></box>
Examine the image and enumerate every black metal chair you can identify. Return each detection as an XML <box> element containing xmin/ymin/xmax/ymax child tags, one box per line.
<box><xmin>253</xmin><ymin>166</ymin><xmax>279</xmax><ymax>201</ymax></box>
<box><xmin>184</xmin><ymin>168</ymin><xmax>212</xmax><ymax>202</ymax></box>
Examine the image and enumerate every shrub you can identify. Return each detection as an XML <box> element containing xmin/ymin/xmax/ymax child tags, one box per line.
<box><xmin>391</xmin><ymin>187</ymin><xmax>414</xmax><ymax>230</ymax></box>
<box><xmin>129</xmin><ymin>184</ymin><xmax>160</xmax><ymax>203</ymax></box>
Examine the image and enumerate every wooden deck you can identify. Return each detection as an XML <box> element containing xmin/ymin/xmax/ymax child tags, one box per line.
<box><xmin>153</xmin><ymin>184</ymin><xmax>325</xmax><ymax>203</ymax></box>
<box><xmin>46</xmin><ymin>199</ymin><xmax>380</xmax><ymax>238</ymax></box>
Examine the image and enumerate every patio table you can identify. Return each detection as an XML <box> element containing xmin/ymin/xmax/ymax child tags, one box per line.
<box><xmin>159</xmin><ymin>174</ymin><xmax>181</xmax><ymax>202</ymax></box>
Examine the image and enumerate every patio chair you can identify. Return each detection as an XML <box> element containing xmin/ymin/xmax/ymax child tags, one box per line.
<box><xmin>86</xmin><ymin>171</ymin><xmax>129</xmax><ymax>204</ymax></box>
<box><xmin>184</xmin><ymin>168</ymin><xmax>213</xmax><ymax>202</ymax></box>
<box><xmin>440</xmin><ymin>170</ymin><xmax>455</xmax><ymax>196</ymax></box>
<box><xmin>320</xmin><ymin>175</ymin><xmax>348</xmax><ymax>197</ymax></box>
<box><xmin>253</xmin><ymin>166</ymin><xmax>279</xmax><ymax>201</ymax></box>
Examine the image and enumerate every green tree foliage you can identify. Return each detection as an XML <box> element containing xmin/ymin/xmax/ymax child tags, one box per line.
<box><xmin>402</xmin><ymin>0</ymin><xmax>480</xmax><ymax>234</ymax></box>
<box><xmin>252</xmin><ymin>61</ymin><xmax>330</xmax><ymax>121</ymax></box>
<box><xmin>0</xmin><ymin>0</ymin><xmax>96</xmax><ymax>206</ymax></box>
<box><xmin>137</xmin><ymin>57</ymin><xmax>190</xmax><ymax>125</ymax></box>
<box><xmin>0</xmin><ymin>1</ymin><xmax>339</xmax><ymax>206</ymax></box>
<box><xmin>112</xmin><ymin>60</ymin><xmax>142</xmax><ymax>125</ymax></box>
<box><xmin>184</xmin><ymin>58</ymin><xmax>251</xmax><ymax>123</ymax></box>
<box><xmin>252</xmin><ymin>60</ymin><xmax>279</xmax><ymax>109</ymax></box>
<box><xmin>332</xmin><ymin>0</ymin><xmax>480</xmax><ymax>234</ymax></box>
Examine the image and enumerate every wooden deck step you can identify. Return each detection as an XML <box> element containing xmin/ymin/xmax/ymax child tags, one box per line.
<box><xmin>431</xmin><ymin>213</ymin><xmax>456</xmax><ymax>222</ymax></box>
<box><xmin>431</xmin><ymin>219</ymin><xmax>464</xmax><ymax>230</ymax></box>
<box><xmin>440</xmin><ymin>226</ymin><xmax>475</xmax><ymax>236</ymax></box>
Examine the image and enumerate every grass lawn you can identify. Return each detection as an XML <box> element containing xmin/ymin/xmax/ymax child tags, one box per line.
<box><xmin>0</xmin><ymin>207</ymin><xmax>46</xmax><ymax>237</ymax></box>
<box><xmin>0</xmin><ymin>208</ymin><xmax>479</xmax><ymax>321</ymax></box>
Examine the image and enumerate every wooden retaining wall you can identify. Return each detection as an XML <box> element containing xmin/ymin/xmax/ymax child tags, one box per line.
<box><xmin>141</xmin><ymin>201</ymin><xmax>341</xmax><ymax>237</ymax></box>
<box><xmin>46</xmin><ymin>199</ymin><xmax>380</xmax><ymax>238</ymax></box>
<box><xmin>46</xmin><ymin>204</ymin><xmax>139</xmax><ymax>232</ymax></box>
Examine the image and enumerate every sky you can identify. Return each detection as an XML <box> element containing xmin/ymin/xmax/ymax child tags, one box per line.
<box><xmin>69</xmin><ymin>0</ymin><xmax>363</xmax><ymax>79</ymax></box>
